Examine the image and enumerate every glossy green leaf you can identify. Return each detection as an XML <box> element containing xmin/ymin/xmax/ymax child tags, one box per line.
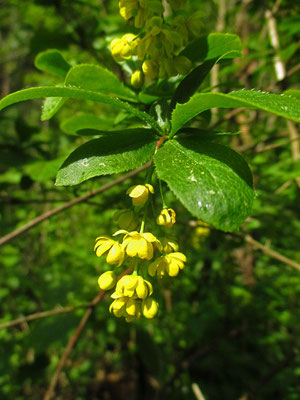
<box><xmin>65</xmin><ymin>64</ymin><xmax>138</xmax><ymax>102</ymax></box>
<box><xmin>178</xmin><ymin>127</ymin><xmax>241</xmax><ymax>138</ymax></box>
<box><xmin>170</xmin><ymin>50</ymin><xmax>240</xmax><ymax>112</ymax></box>
<box><xmin>181</xmin><ymin>33</ymin><xmax>242</xmax><ymax>62</ymax></box>
<box><xmin>171</xmin><ymin>90</ymin><xmax>300</xmax><ymax>135</ymax></box>
<box><xmin>170</xmin><ymin>59</ymin><xmax>216</xmax><ymax>112</ymax></box>
<box><xmin>34</xmin><ymin>49</ymin><xmax>71</xmax><ymax>78</ymax></box>
<box><xmin>42</xmin><ymin>64</ymin><xmax>138</xmax><ymax>119</ymax></box>
<box><xmin>284</xmin><ymin>89</ymin><xmax>300</xmax><ymax>99</ymax></box>
<box><xmin>0</xmin><ymin>86</ymin><xmax>160</xmax><ymax>132</ymax></box>
<box><xmin>60</xmin><ymin>113</ymin><xmax>114</xmax><ymax>135</ymax></box>
<box><xmin>154</xmin><ymin>138</ymin><xmax>254</xmax><ymax>231</ymax></box>
<box><xmin>56</xmin><ymin>129</ymin><xmax>157</xmax><ymax>186</ymax></box>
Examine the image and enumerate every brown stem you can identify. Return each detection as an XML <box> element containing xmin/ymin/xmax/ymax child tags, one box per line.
<box><xmin>245</xmin><ymin>235</ymin><xmax>300</xmax><ymax>272</ymax></box>
<box><xmin>43</xmin><ymin>267</ymin><xmax>131</xmax><ymax>400</ymax></box>
<box><xmin>0</xmin><ymin>162</ymin><xmax>151</xmax><ymax>248</ymax></box>
<box><xmin>43</xmin><ymin>291</ymin><xmax>105</xmax><ymax>400</ymax></box>
<box><xmin>0</xmin><ymin>303</ymin><xmax>92</xmax><ymax>330</ymax></box>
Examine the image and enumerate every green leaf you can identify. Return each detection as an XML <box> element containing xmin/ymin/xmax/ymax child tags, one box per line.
<box><xmin>181</xmin><ymin>33</ymin><xmax>242</xmax><ymax>63</ymax></box>
<box><xmin>34</xmin><ymin>49</ymin><xmax>71</xmax><ymax>78</ymax></box>
<box><xmin>170</xmin><ymin>51</ymin><xmax>240</xmax><ymax>112</ymax></box>
<box><xmin>178</xmin><ymin>127</ymin><xmax>241</xmax><ymax>138</ymax></box>
<box><xmin>0</xmin><ymin>86</ymin><xmax>160</xmax><ymax>132</ymax></box>
<box><xmin>41</xmin><ymin>64</ymin><xmax>138</xmax><ymax>120</ymax></box>
<box><xmin>170</xmin><ymin>59</ymin><xmax>216</xmax><ymax>111</ymax></box>
<box><xmin>284</xmin><ymin>89</ymin><xmax>300</xmax><ymax>99</ymax></box>
<box><xmin>65</xmin><ymin>64</ymin><xmax>138</xmax><ymax>102</ymax></box>
<box><xmin>41</xmin><ymin>96</ymin><xmax>67</xmax><ymax>121</ymax></box>
<box><xmin>24</xmin><ymin>157</ymin><xmax>65</xmax><ymax>182</ymax></box>
<box><xmin>154</xmin><ymin>138</ymin><xmax>254</xmax><ymax>231</ymax></box>
<box><xmin>60</xmin><ymin>113</ymin><xmax>114</xmax><ymax>135</ymax></box>
<box><xmin>171</xmin><ymin>90</ymin><xmax>300</xmax><ymax>135</ymax></box>
<box><xmin>56</xmin><ymin>129</ymin><xmax>157</xmax><ymax>186</ymax></box>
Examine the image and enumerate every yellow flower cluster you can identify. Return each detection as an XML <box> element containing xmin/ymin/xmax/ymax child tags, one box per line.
<box><xmin>111</xmin><ymin>0</ymin><xmax>200</xmax><ymax>85</ymax></box>
<box><xmin>94</xmin><ymin>183</ymin><xmax>187</xmax><ymax>322</ymax></box>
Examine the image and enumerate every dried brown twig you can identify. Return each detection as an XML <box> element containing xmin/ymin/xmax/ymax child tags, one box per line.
<box><xmin>0</xmin><ymin>162</ymin><xmax>151</xmax><ymax>248</ymax></box>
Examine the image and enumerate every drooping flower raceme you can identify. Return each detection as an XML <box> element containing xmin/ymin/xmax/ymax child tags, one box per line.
<box><xmin>111</xmin><ymin>0</ymin><xmax>196</xmax><ymax>84</ymax></box>
<box><xmin>94</xmin><ymin>181</ymin><xmax>188</xmax><ymax>322</ymax></box>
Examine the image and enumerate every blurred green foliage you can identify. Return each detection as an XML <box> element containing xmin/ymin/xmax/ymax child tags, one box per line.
<box><xmin>0</xmin><ymin>0</ymin><xmax>300</xmax><ymax>399</ymax></box>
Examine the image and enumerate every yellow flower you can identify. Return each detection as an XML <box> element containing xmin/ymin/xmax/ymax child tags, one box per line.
<box><xmin>131</xmin><ymin>70</ymin><xmax>144</xmax><ymax>88</ymax></box>
<box><xmin>126</xmin><ymin>184</ymin><xmax>154</xmax><ymax>206</ymax></box>
<box><xmin>156</xmin><ymin>208</ymin><xmax>176</xmax><ymax>228</ymax></box>
<box><xmin>142</xmin><ymin>60</ymin><xmax>159</xmax><ymax>80</ymax></box>
<box><xmin>114</xmin><ymin>209</ymin><xmax>138</xmax><ymax>230</ymax></box>
<box><xmin>98</xmin><ymin>271</ymin><xmax>116</xmax><ymax>290</ymax></box>
<box><xmin>148</xmin><ymin>252</ymin><xmax>187</xmax><ymax>277</ymax></box>
<box><xmin>112</xmin><ymin>275</ymin><xmax>153</xmax><ymax>299</ymax></box>
<box><xmin>109</xmin><ymin>296</ymin><xmax>141</xmax><ymax>322</ymax></box>
<box><xmin>162</xmin><ymin>237</ymin><xmax>179</xmax><ymax>253</ymax></box>
<box><xmin>142</xmin><ymin>297</ymin><xmax>159</xmax><ymax>318</ymax></box>
<box><xmin>114</xmin><ymin>230</ymin><xmax>162</xmax><ymax>260</ymax></box>
<box><xmin>119</xmin><ymin>0</ymin><xmax>138</xmax><ymax>20</ymax></box>
<box><xmin>110</xmin><ymin>33</ymin><xmax>139</xmax><ymax>62</ymax></box>
<box><xmin>94</xmin><ymin>236</ymin><xmax>125</xmax><ymax>266</ymax></box>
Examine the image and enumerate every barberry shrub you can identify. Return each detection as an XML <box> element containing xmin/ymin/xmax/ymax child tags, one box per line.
<box><xmin>0</xmin><ymin>0</ymin><xmax>299</xmax><ymax>321</ymax></box>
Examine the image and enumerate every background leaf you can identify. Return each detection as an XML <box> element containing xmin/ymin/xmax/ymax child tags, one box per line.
<box><xmin>34</xmin><ymin>49</ymin><xmax>71</xmax><ymax>78</ymax></box>
<box><xmin>181</xmin><ymin>33</ymin><xmax>242</xmax><ymax>62</ymax></box>
<box><xmin>171</xmin><ymin>90</ymin><xmax>300</xmax><ymax>135</ymax></box>
<box><xmin>56</xmin><ymin>129</ymin><xmax>157</xmax><ymax>185</ymax></box>
<box><xmin>65</xmin><ymin>64</ymin><xmax>138</xmax><ymax>102</ymax></box>
<box><xmin>154</xmin><ymin>138</ymin><xmax>254</xmax><ymax>231</ymax></box>
<box><xmin>60</xmin><ymin>113</ymin><xmax>114</xmax><ymax>135</ymax></box>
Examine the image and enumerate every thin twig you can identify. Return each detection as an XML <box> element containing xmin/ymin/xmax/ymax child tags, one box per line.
<box><xmin>43</xmin><ymin>291</ymin><xmax>105</xmax><ymax>400</ymax></box>
<box><xmin>0</xmin><ymin>303</ymin><xmax>92</xmax><ymax>330</ymax></box>
<box><xmin>192</xmin><ymin>383</ymin><xmax>206</xmax><ymax>400</ymax></box>
<box><xmin>286</xmin><ymin>120</ymin><xmax>299</xmax><ymax>162</ymax></box>
<box><xmin>243</xmin><ymin>351</ymin><xmax>296</xmax><ymax>399</ymax></box>
<box><xmin>265</xmin><ymin>8</ymin><xmax>286</xmax><ymax>81</ymax></box>
<box><xmin>0</xmin><ymin>162</ymin><xmax>151</xmax><ymax>248</ymax></box>
<box><xmin>43</xmin><ymin>267</ymin><xmax>131</xmax><ymax>400</ymax></box>
<box><xmin>245</xmin><ymin>235</ymin><xmax>300</xmax><ymax>272</ymax></box>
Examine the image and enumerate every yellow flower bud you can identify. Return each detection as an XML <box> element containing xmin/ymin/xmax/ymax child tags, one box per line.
<box><xmin>119</xmin><ymin>0</ymin><xmax>138</xmax><ymax>20</ymax></box>
<box><xmin>142</xmin><ymin>297</ymin><xmax>159</xmax><ymax>319</ymax></box>
<box><xmin>142</xmin><ymin>60</ymin><xmax>159</xmax><ymax>80</ymax></box>
<box><xmin>126</xmin><ymin>184</ymin><xmax>154</xmax><ymax>206</ymax></box>
<box><xmin>175</xmin><ymin>55</ymin><xmax>192</xmax><ymax>75</ymax></box>
<box><xmin>162</xmin><ymin>237</ymin><xmax>179</xmax><ymax>253</ymax></box>
<box><xmin>98</xmin><ymin>271</ymin><xmax>116</xmax><ymax>290</ymax></box>
<box><xmin>131</xmin><ymin>70</ymin><xmax>144</xmax><ymax>88</ymax></box>
<box><xmin>156</xmin><ymin>208</ymin><xmax>176</xmax><ymax>228</ymax></box>
<box><xmin>114</xmin><ymin>209</ymin><xmax>138</xmax><ymax>230</ymax></box>
<box><xmin>110</xmin><ymin>34</ymin><xmax>139</xmax><ymax>62</ymax></box>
